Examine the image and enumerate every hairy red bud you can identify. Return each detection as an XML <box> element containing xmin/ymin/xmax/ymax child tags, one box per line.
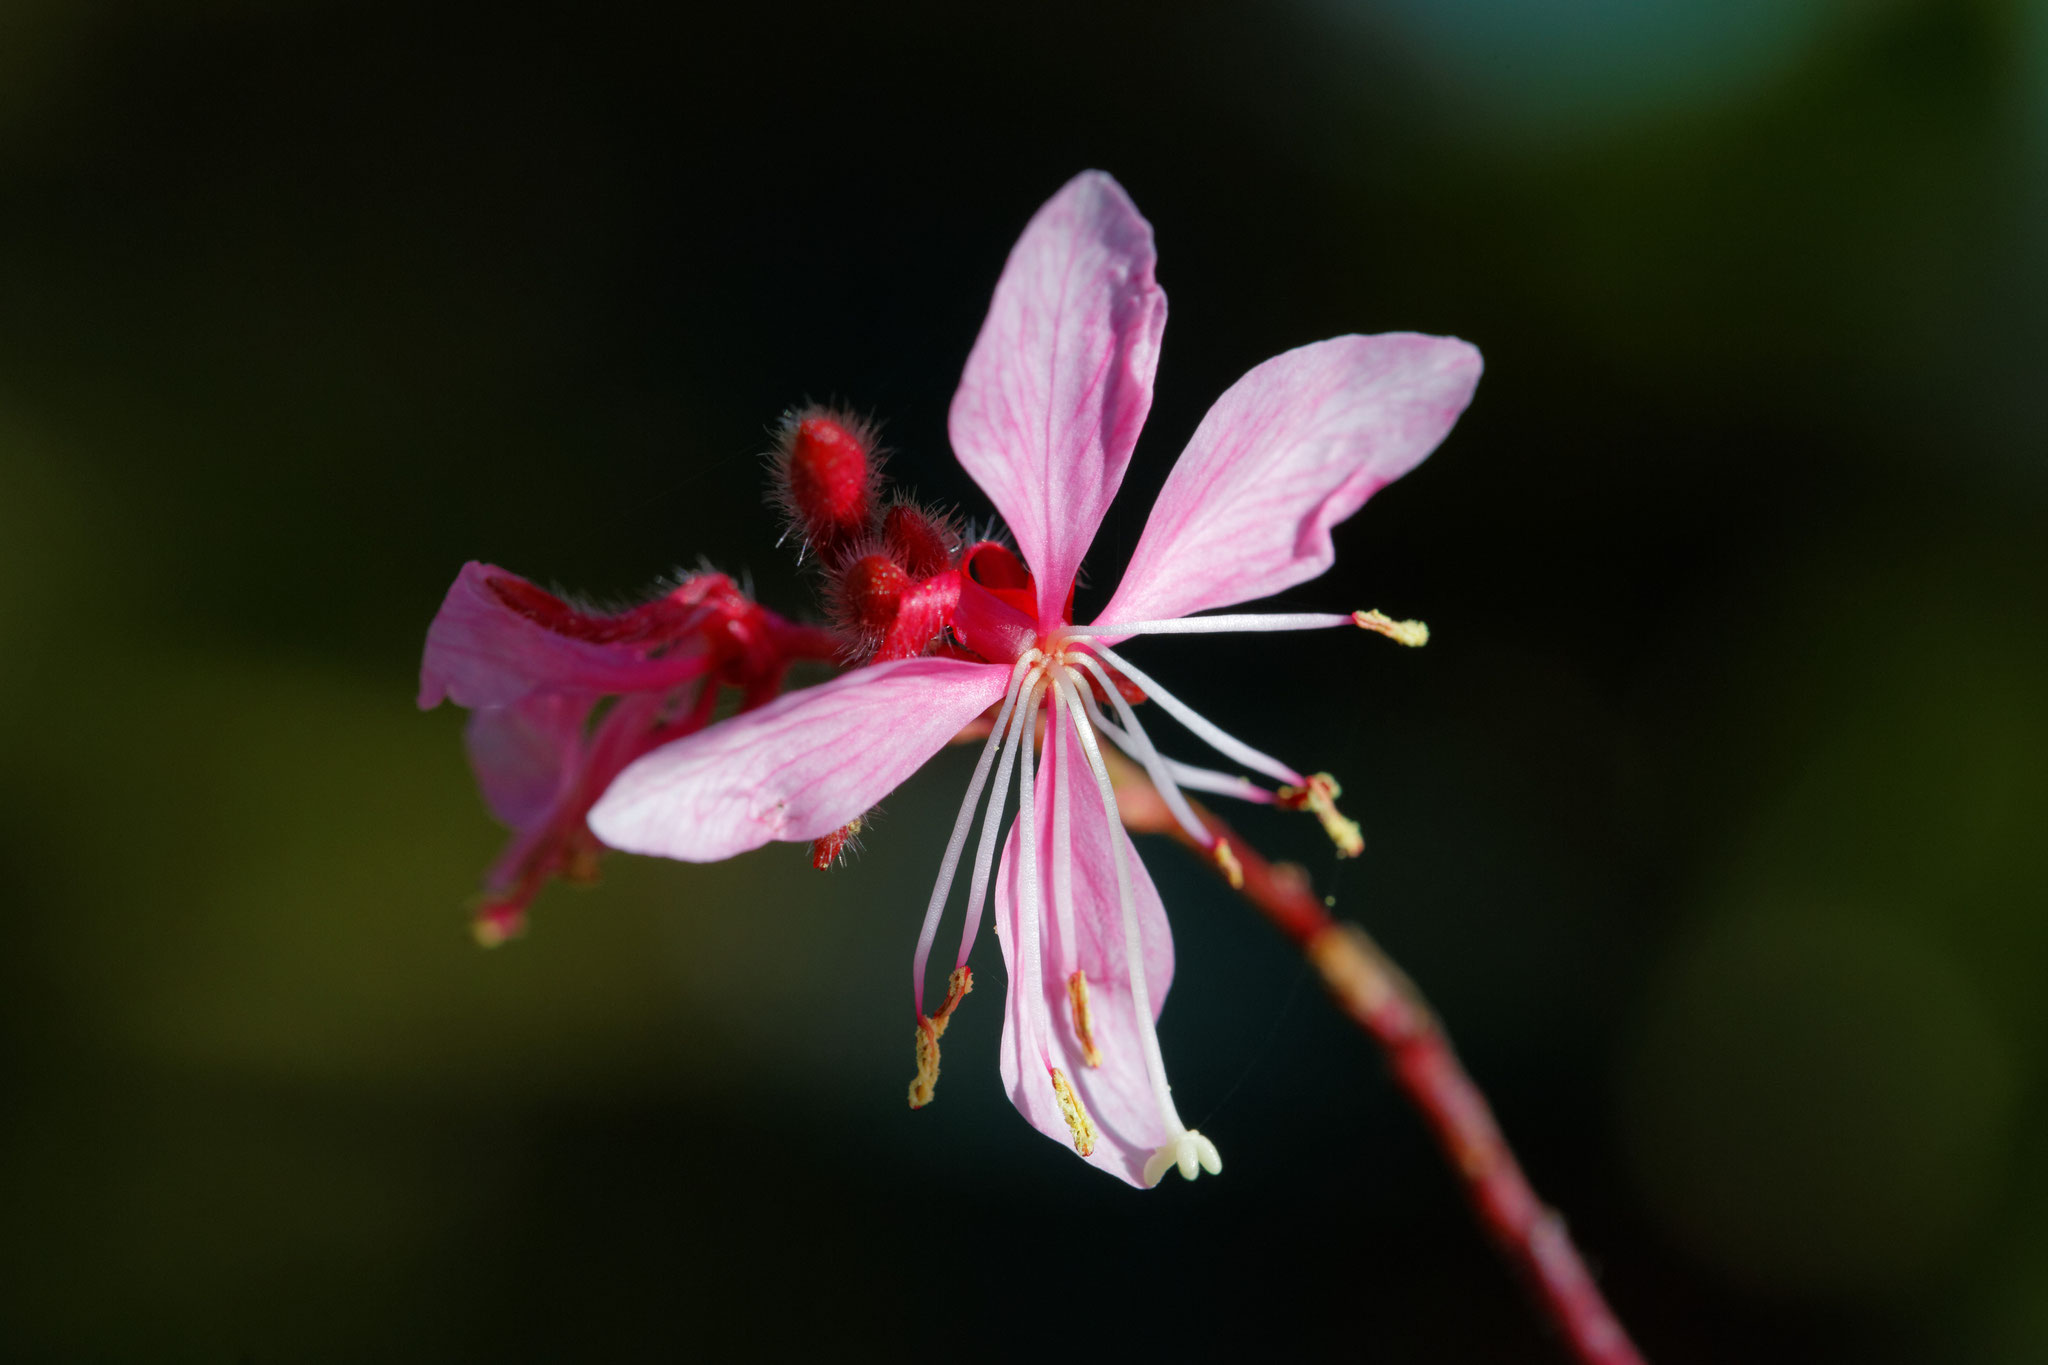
<box><xmin>882</xmin><ymin>503</ymin><xmax>956</xmax><ymax>579</ymax></box>
<box><xmin>773</xmin><ymin>408</ymin><xmax>878</xmax><ymax>560</ymax></box>
<box><xmin>836</xmin><ymin>553</ymin><xmax>910</xmax><ymax>635</ymax></box>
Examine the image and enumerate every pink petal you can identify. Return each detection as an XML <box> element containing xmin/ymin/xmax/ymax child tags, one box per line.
<box><xmin>1096</xmin><ymin>334</ymin><xmax>1482</xmax><ymax>628</ymax></box>
<box><xmin>465</xmin><ymin>694</ymin><xmax>589</xmax><ymax>832</ymax></box>
<box><xmin>418</xmin><ymin>562</ymin><xmax>713</xmax><ymax>711</ymax></box>
<box><xmin>587</xmin><ymin>657</ymin><xmax>1012</xmax><ymax>861</ymax></box>
<box><xmin>948</xmin><ymin>171</ymin><xmax>1167</xmax><ymax>631</ymax></box>
<box><xmin>996</xmin><ymin>718</ymin><xmax>1175</xmax><ymax>1187</ymax></box>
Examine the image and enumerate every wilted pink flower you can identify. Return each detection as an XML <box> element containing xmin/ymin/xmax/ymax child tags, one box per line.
<box><xmin>420</xmin><ymin>562</ymin><xmax>836</xmax><ymax>943</ymax></box>
<box><xmin>589</xmin><ymin>171</ymin><xmax>1481</xmax><ymax>1185</ymax></box>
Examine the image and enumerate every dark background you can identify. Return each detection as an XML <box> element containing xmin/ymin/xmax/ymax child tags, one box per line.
<box><xmin>3</xmin><ymin>1</ymin><xmax>2044</xmax><ymax>1360</ymax></box>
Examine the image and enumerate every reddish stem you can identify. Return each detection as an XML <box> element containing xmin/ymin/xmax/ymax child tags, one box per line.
<box><xmin>1113</xmin><ymin>768</ymin><xmax>1645</xmax><ymax>1365</ymax></box>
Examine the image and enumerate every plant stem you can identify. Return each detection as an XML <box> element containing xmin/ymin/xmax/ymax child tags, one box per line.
<box><xmin>1110</xmin><ymin>761</ymin><xmax>1647</xmax><ymax>1365</ymax></box>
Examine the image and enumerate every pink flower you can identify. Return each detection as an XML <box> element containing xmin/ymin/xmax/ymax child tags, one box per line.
<box><xmin>589</xmin><ymin>171</ymin><xmax>1481</xmax><ymax>1185</ymax></box>
<box><xmin>420</xmin><ymin>562</ymin><xmax>836</xmax><ymax>943</ymax></box>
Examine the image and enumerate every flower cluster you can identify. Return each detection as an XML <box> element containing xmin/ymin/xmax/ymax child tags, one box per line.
<box><xmin>423</xmin><ymin>171</ymin><xmax>1480</xmax><ymax>1186</ymax></box>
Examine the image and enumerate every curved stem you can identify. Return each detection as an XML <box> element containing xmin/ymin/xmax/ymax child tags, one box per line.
<box><xmin>1107</xmin><ymin>752</ymin><xmax>1646</xmax><ymax>1365</ymax></box>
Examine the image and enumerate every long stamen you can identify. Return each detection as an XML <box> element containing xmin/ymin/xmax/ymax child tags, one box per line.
<box><xmin>1079</xmin><ymin>697</ymin><xmax>1278</xmax><ymax>804</ymax></box>
<box><xmin>1017</xmin><ymin>672</ymin><xmax>1100</xmax><ymax>1156</ymax></box>
<box><xmin>952</xmin><ymin>662</ymin><xmax>1043</xmax><ymax>969</ymax></box>
<box><xmin>1086</xmin><ymin>641</ymin><xmax>1307</xmax><ymax>788</ymax></box>
<box><xmin>911</xmin><ymin>651</ymin><xmax>1041</xmax><ymax>1014</ymax></box>
<box><xmin>1081</xmin><ymin>687</ymin><xmax>1269</xmax><ymax>806</ymax></box>
<box><xmin>1015</xmin><ymin>673</ymin><xmax>1045</xmax><ymax>1072</ymax></box>
<box><xmin>1066</xmin><ymin>611</ymin><xmax>1354</xmax><ymax>638</ymax></box>
<box><xmin>1066</xmin><ymin>652</ymin><xmax>1212</xmax><ymax>845</ymax></box>
<box><xmin>1058</xmin><ymin>664</ymin><xmax>1225</xmax><ymax>1186</ymax></box>
<box><xmin>1048</xmin><ymin>677</ymin><xmax>1080</xmax><ymax>980</ymax></box>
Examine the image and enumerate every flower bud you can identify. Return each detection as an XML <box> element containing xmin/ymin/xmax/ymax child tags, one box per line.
<box><xmin>882</xmin><ymin>502</ymin><xmax>956</xmax><ymax>579</ymax></box>
<box><xmin>834</xmin><ymin>552</ymin><xmax>910</xmax><ymax>635</ymax></box>
<box><xmin>771</xmin><ymin>407</ymin><xmax>880</xmax><ymax>563</ymax></box>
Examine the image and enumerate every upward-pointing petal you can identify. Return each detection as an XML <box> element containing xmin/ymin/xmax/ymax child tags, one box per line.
<box><xmin>1097</xmin><ymin>334</ymin><xmax>1481</xmax><ymax>628</ymax></box>
<box><xmin>588</xmin><ymin>657</ymin><xmax>1011</xmax><ymax>862</ymax></box>
<box><xmin>948</xmin><ymin>171</ymin><xmax>1166</xmax><ymax>631</ymax></box>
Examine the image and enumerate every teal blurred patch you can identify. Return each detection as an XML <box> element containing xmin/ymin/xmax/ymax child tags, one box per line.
<box><xmin>1309</xmin><ymin>0</ymin><xmax>1854</xmax><ymax>139</ymax></box>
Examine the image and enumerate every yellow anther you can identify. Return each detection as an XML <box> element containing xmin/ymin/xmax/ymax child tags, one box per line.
<box><xmin>1213</xmin><ymin>838</ymin><xmax>1245</xmax><ymax>890</ymax></box>
<box><xmin>909</xmin><ymin>1018</ymin><xmax>942</xmax><ymax>1109</ymax></box>
<box><xmin>1277</xmin><ymin>772</ymin><xmax>1365</xmax><ymax>859</ymax></box>
<box><xmin>1067</xmin><ymin>970</ymin><xmax>1103</xmax><ymax>1068</ymax></box>
<box><xmin>907</xmin><ymin>966</ymin><xmax>975</xmax><ymax>1109</ymax></box>
<box><xmin>1049</xmin><ymin>1067</ymin><xmax>1098</xmax><ymax>1157</ymax></box>
<box><xmin>1353</xmin><ymin>609</ymin><xmax>1430</xmax><ymax>647</ymax></box>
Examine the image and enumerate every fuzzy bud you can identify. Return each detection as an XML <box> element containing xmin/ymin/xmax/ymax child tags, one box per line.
<box><xmin>835</xmin><ymin>553</ymin><xmax>910</xmax><ymax>635</ymax></box>
<box><xmin>882</xmin><ymin>502</ymin><xmax>956</xmax><ymax>579</ymax></box>
<box><xmin>773</xmin><ymin>408</ymin><xmax>878</xmax><ymax>562</ymax></box>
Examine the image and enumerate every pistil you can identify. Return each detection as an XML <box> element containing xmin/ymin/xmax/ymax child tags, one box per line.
<box><xmin>1052</xmin><ymin>666</ymin><xmax>1222</xmax><ymax>1185</ymax></box>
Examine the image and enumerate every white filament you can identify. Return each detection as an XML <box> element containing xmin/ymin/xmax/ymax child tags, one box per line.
<box><xmin>911</xmin><ymin>651</ymin><xmax>1040</xmax><ymax>1013</ymax></box>
<box><xmin>1066</xmin><ymin>652</ymin><xmax>1212</xmax><ymax>846</ymax></box>
<box><xmin>951</xmin><ymin>661</ymin><xmax>1043</xmax><ymax>969</ymax></box>
<box><xmin>1065</xmin><ymin>612</ymin><xmax>1352</xmax><ymax>639</ymax></box>
<box><xmin>1086</xmin><ymin>641</ymin><xmax>1307</xmax><ymax>788</ymax></box>
<box><xmin>1014</xmin><ymin>671</ymin><xmax>1051</xmax><ymax>1069</ymax></box>
<box><xmin>1047</xmin><ymin>677</ymin><xmax>1079</xmax><ymax>978</ymax></box>
<box><xmin>1078</xmin><ymin>698</ymin><xmax>1277</xmax><ymax>805</ymax></box>
<box><xmin>1051</xmin><ymin>666</ymin><xmax>1186</xmax><ymax>1137</ymax></box>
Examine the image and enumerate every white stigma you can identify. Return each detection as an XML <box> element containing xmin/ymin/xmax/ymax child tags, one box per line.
<box><xmin>1143</xmin><ymin>1129</ymin><xmax>1223</xmax><ymax>1186</ymax></box>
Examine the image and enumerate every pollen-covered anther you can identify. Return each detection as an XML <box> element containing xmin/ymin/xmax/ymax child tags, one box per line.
<box><xmin>1352</xmin><ymin>609</ymin><xmax>1430</xmax><ymax>647</ymax></box>
<box><xmin>1143</xmin><ymin>1129</ymin><xmax>1223</xmax><ymax>1186</ymax></box>
<box><xmin>1213</xmin><ymin>838</ymin><xmax>1245</xmax><ymax>890</ymax></box>
<box><xmin>1066</xmin><ymin>970</ymin><xmax>1104</xmax><ymax>1068</ymax></box>
<box><xmin>810</xmin><ymin>816</ymin><xmax>863</xmax><ymax>869</ymax></box>
<box><xmin>907</xmin><ymin>967</ymin><xmax>974</xmax><ymax>1109</ymax></box>
<box><xmin>1049</xmin><ymin>1067</ymin><xmax>1098</xmax><ymax>1156</ymax></box>
<box><xmin>1277</xmin><ymin>772</ymin><xmax>1365</xmax><ymax>858</ymax></box>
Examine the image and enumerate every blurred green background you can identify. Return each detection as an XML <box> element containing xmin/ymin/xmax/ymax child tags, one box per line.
<box><xmin>2</xmin><ymin>1</ymin><xmax>2044</xmax><ymax>1359</ymax></box>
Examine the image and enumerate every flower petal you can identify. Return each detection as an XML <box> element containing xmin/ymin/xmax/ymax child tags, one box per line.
<box><xmin>588</xmin><ymin>657</ymin><xmax>1011</xmax><ymax>861</ymax></box>
<box><xmin>996</xmin><ymin>718</ymin><xmax>1175</xmax><ymax>1187</ymax></box>
<box><xmin>418</xmin><ymin>561</ymin><xmax>713</xmax><ymax>710</ymax></box>
<box><xmin>465</xmin><ymin>694</ymin><xmax>589</xmax><ymax>833</ymax></box>
<box><xmin>948</xmin><ymin>171</ymin><xmax>1166</xmax><ymax>630</ymax></box>
<box><xmin>1096</xmin><ymin>334</ymin><xmax>1481</xmax><ymax>627</ymax></box>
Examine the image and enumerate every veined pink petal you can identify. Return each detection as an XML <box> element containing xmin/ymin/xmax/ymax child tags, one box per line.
<box><xmin>418</xmin><ymin>561</ymin><xmax>713</xmax><ymax>710</ymax></box>
<box><xmin>948</xmin><ymin>171</ymin><xmax>1166</xmax><ymax>631</ymax></box>
<box><xmin>996</xmin><ymin>719</ymin><xmax>1175</xmax><ymax>1187</ymax></box>
<box><xmin>1096</xmin><ymin>334</ymin><xmax>1481</xmax><ymax>628</ymax></box>
<box><xmin>588</xmin><ymin>657</ymin><xmax>1011</xmax><ymax>861</ymax></box>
